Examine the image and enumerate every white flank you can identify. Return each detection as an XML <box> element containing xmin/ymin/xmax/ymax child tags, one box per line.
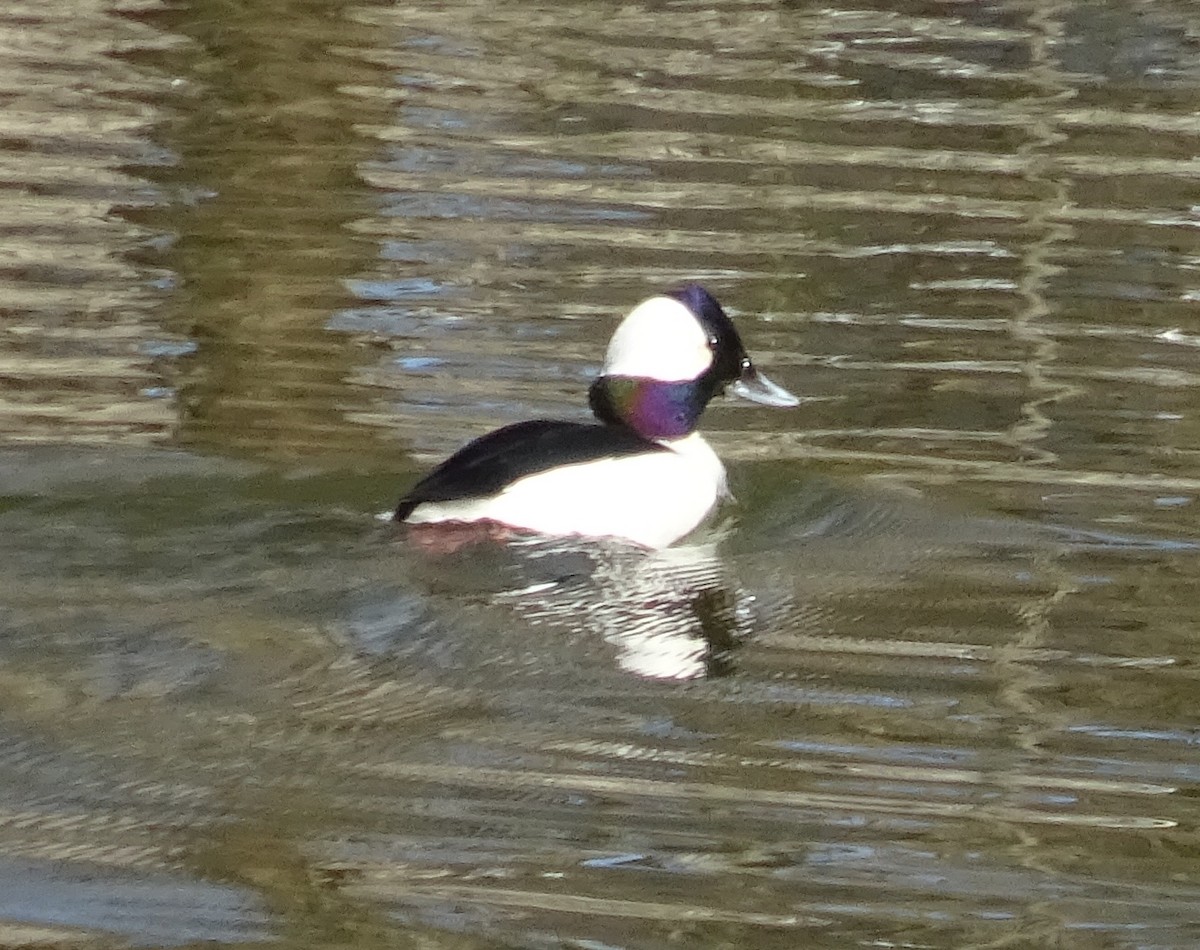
<box><xmin>602</xmin><ymin>296</ymin><xmax>712</xmax><ymax>382</ymax></box>
<box><xmin>404</xmin><ymin>433</ymin><xmax>728</xmax><ymax>549</ymax></box>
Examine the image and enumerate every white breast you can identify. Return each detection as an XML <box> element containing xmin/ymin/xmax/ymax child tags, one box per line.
<box><xmin>405</xmin><ymin>433</ymin><xmax>728</xmax><ymax>549</ymax></box>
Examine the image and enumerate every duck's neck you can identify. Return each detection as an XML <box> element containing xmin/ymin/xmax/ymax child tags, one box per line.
<box><xmin>589</xmin><ymin>375</ymin><xmax>708</xmax><ymax>441</ymax></box>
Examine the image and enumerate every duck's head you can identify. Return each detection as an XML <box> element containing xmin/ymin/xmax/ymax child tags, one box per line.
<box><xmin>588</xmin><ymin>284</ymin><xmax>798</xmax><ymax>441</ymax></box>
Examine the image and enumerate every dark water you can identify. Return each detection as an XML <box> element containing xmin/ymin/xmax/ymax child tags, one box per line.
<box><xmin>3</xmin><ymin>0</ymin><xmax>1200</xmax><ymax>946</ymax></box>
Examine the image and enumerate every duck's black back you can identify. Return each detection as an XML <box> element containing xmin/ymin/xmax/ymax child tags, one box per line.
<box><xmin>394</xmin><ymin>419</ymin><xmax>666</xmax><ymax>520</ymax></box>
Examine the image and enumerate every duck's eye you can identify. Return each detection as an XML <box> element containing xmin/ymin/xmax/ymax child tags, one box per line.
<box><xmin>708</xmin><ymin>334</ymin><xmax>719</xmax><ymax>349</ymax></box>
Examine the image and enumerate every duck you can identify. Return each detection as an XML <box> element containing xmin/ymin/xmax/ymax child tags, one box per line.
<box><xmin>394</xmin><ymin>284</ymin><xmax>797</xmax><ymax>549</ymax></box>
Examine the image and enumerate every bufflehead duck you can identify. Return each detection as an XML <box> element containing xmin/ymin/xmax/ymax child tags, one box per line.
<box><xmin>395</xmin><ymin>284</ymin><xmax>797</xmax><ymax>548</ymax></box>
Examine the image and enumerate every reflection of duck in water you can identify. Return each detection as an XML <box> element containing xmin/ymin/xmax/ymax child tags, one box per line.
<box><xmin>492</xmin><ymin>538</ymin><xmax>751</xmax><ymax>680</ymax></box>
<box><xmin>395</xmin><ymin>284</ymin><xmax>798</xmax><ymax>549</ymax></box>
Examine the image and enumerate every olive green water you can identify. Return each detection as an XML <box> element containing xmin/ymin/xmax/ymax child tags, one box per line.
<box><xmin>2</xmin><ymin>0</ymin><xmax>1200</xmax><ymax>947</ymax></box>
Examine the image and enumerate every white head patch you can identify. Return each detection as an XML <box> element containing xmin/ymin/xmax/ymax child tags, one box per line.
<box><xmin>602</xmin><ymin>295</ymin><xmax>713</xmax><ymax>382</ymax></box>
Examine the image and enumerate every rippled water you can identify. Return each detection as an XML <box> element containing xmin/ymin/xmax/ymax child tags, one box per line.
<box><xmin>3</xmin><ymin>0</ymin><xmax>1200</xmax><ymax>946</ymax></box>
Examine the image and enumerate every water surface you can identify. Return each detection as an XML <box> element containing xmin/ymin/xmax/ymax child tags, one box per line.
<box><xmin>3</xmin><ymin>0</ymin><xmax>1200</xmax><ymax>947</ymax></box>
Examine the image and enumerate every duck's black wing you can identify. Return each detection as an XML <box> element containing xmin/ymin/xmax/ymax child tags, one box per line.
<box><xmin>394</xmin><ymin>420</ymin><xmax>665</xmax><ymax>520</ymax></box>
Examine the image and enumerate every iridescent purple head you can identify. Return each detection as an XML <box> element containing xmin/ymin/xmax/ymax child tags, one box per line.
<box><xmin>588</xmin><ymin>284</ymin><xmax>798</xmax><ymax>441</ymax></box>
<box><xmin>596</xmin><ymin>376</ymin><xmax>700</xmax><ymax>439</ymax></box>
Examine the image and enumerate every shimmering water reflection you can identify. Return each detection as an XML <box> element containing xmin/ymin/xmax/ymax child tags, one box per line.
<box><xmin>3</xmin><ymin>0</ymin><xmax>1200</xmax><ymax>946</ymax></box>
